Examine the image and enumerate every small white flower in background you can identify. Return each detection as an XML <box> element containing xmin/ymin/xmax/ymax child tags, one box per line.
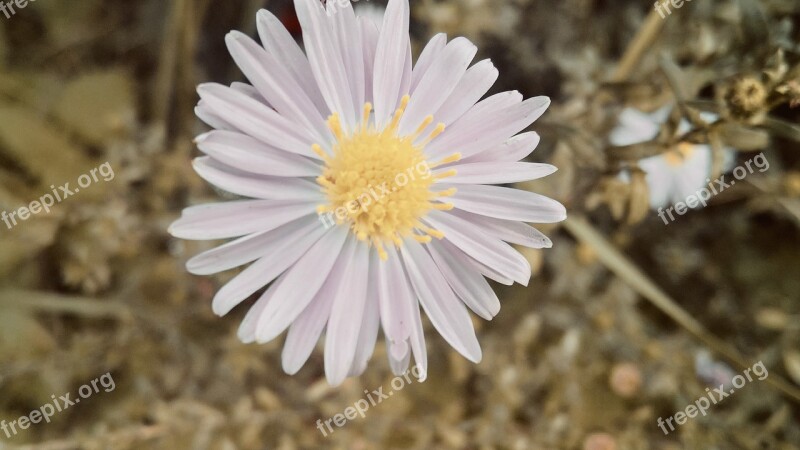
<box><xmin>610</xmin><ymin>106</ymin><xmax>736</xmax><ymax>210</ymax></box>
<box><xmin>170</xmin><ymin>0</ymin><xmax>565</xmax><ymax>386</ymax></box>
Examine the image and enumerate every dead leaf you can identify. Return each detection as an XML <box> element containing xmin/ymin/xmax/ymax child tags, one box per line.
<box><xmin>0</xmin><ymin>104</ymin><xmax>95</xmax><ymax>190</ymax></box>
<box><xmin>783</xmin><ymin>350</ymin><xmax>800</xmax><ymax>386</ymax></box>
<box><xmin>54</xmin><ymin>70</ymin><xmax>136</xmax><ymax>147</ymax></box>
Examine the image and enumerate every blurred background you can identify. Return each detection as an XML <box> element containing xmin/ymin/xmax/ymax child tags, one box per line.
<box><xmin>0</xmin><ymin>0</ymin><xmax>799</xmax><ymax>448</ymax></box>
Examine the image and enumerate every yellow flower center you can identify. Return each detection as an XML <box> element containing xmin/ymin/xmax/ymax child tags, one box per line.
<box><xmin>313</xmin><ymin>96</ymin><xmax>460</xmax><ymax>260</ymax></box>
<box><xmin>664</xmin><ymin>142</ymin><xmax>695</xmax><ymax>167</ymax></box>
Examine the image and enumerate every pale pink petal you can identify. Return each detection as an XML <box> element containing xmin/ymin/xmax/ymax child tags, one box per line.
<box><xmin>460</xmin><ymin>132</ymin><xmax>540</xmax><ymax>164</ymax></box>
<box><xmin>440</xmin><ymin>183</ymin><xmax>567</xmax><ymax>223</ymax></box>
<box><xmin>434</xmin><ymin>59</ymin><xmax>497</xmax><ymax>126</ymax></box>
<box><xmin>427</xmin><ymin>96</ymin><xmax>550</xmax><ymax>159</ymax></box>
<box><xmin>281</xmin><ymin>237</ymin><xmax>357</xmax><ymax>375</ymax></box>
<box><xmin>327</xmin><ymin>1</ymin><xmax>365</xmax><ymax>119</ymax></box>
<box><xmin>409</xmin><ymin>33</ymin><xmax>447</xmax><ymax>94</ymax></box>
<box><xmin>211</xmin><ymin>222</ymin><xmax>330</xmax><ymax>316</ymax></box>
<box><xmin>226</xmin><ymin>31</ymin><xmax>330</xmax><ymax>143</ymax></box>
<box><xmin>449</xmin><ymin>209</ymin><xmax>553</xmax><ymax>249</ymax></box>
<box><xmin>256</xmin><ymin>9</ymin><xmax>328</xmax><ymax>114</ymax></box>
<box><xmin>422</xmin><ymin>92</ymin><xmax>522</xmax><ymax>158</ymax></box>
<box><xmin>192</xmin><ymin>157</ymin><xmax>322</xmax><ymax>201</ymax></box>
<box><xmin>295</xmin><ymin>0</ymin><xmax>357</xmax><ymax>129</ymax></box>
<box><xmin>254</xmin><ymin>226</ymin><xmax>349</xmax><ymax>343</ymax></box>
<box><xmin>230</xmin><ymin>81</ymin><xmax>267</xmax><ymax>104</ymax></box>
<box><xmin>186</xmin><ymin>215</ymin><xmax>322</xmax><ymax>276</ymax></box>
<box><xmin>348</xmin><ymin>254</ymin><xmax>381</xmax><ymax>377</ymax></box>
<box><xmin>378</xmin><ymin>245</ymin><xmax>414</xmax><ymax>361</ymax></box>
<box><xmin>325</xmin><ymin>237</ymin><xmax>370</xmax><ymax>386</ymax></box>
<box><xmin>400</xmin><ymin>238</ymin><xmax>482</xmax><ymax>363</ymax></box>
<box><xmin>405</xmin><ymin>287</ymin><xmax>428</xmax><ymax>381</ymax></box>
<box><xmin>372</xmin><ymin>0</ymin><xmax>410</xmax><ymax>126</ymax></box>
<box><xmin>195</xmin><ymin>130</ymin><xmax>321</xmax><ymax>178</ymax></box>
<box><xmin>427</xmin><ymin>240</ymin><xmax>500</xmax><ymax>320</ymax></box>
<box><xmin>441</xmin><ymin>238</ymin><xmax>513</xmax><ymax>286</ymax></box>
<box><xmin>399</xmin><ymin>37</ymin><xmax>477</xmax><ymax>136</ymax></box>
<box><xmin>169</xmin><ymin>199</ymin><xmax>317</xmax><ymax>240</ymax></box>
<box><xmin>195</xmin><ymin>101</ymin><xmax>234</xmax><ymax>131</ymax></box>
<box><xmin>237</xmin><ymin>274</ymin><xmax>285</xmax><ymax>344</ymax></box>
<box><xmin>359</xmin><ymin>17</ymin><xmax>380</xmax><ymax>103</ymax></box>
<box><xmin>197</xmin><ymin>83</ymin><xmax>319</xmax><ymax>159</ymax></box>
<box><xmin>423</xmin><ymin>210</ymin><xmax>531</xmax><ymax>286</ymax></box>
<box><xmin>387</xmin><ymin>335</ymin><xmax>412</xmax><ymax>376</ymax></box>
<box><xmin>436</xmin><ymin>162</ymin><xmax>556</xmax><ymax>185</ymax></box>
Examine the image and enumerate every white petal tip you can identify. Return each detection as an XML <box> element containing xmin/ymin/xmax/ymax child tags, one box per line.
<box><xmin>326</xmin><ymin>373</ymin><xmax>346</xmax><ymax>387</ymax></box>
<box><xmin>211</xmin><ymin>295</ymin><xmax>234</xmax><ymax>317</ymax></box>
<box><xmin>390</xmin><ymin>340</ymin><xmax>410</xmax><ymax>361</ymax></box>
<box><xmin>193</xmin><ymin>131</ymin><xmax>212</xmax><ymax>143</ymax></box>
<box><xmin>282</xmin><ymin>358</ymin><xmax>303</xmax><ymax>376</ymax></box>
<box><xmin>465</xmin><ymin>349</ymin><xmax>482</xmax><ymax>364</ymax></box>
<box><xmin>225</xmin><ymin>30</ymin><xmax>246</xmax><ymax>41</ymax></box>
<box><xmin>237</xmin><ymin>328</ymin><xmax>255</xmax><ymax>343</ymax></box>
<box><xmin>184</xmin><ymin>261</ymin><xmax>207</xmax><ymax>277</ymax></box>
<box><xmin>196</xmin><ymin>82</ymin><xmax>214</xmax><ymax>93</ymax></box>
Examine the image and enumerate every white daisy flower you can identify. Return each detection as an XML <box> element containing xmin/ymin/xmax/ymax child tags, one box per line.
<box><xmin>170</xmin><ymin>0</ymin><xmax>565</xmax><ymax>386</ymax></box>
<box><xmin>610</xmin><ymin>106</ymin><xmax>736</xmax><ymax>210</ymax></box>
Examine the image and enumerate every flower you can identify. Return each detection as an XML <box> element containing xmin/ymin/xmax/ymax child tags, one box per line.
<box><xmin>610</xmin><ymin>107</ymin><xmax>735</xmax><ymax>210</ymax></box>
<box><xmin>170</xmin><ymin>0</ymin><xmax>565</xmax><ymax>386</ymax></box>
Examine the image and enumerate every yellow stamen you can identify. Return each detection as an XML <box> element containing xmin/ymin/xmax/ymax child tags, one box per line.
<box><xmin>434</xmin><ymin>169</ymin><xmax>458</xmax><ymax>180</ymax></box>
<box><xmin>312</xmin><ymin>144</ymin><xmax>330</xmax><ymax>162</ymax></box>
<box><xmin>362</xmin><ymin>103</ymin><xmax>373</xmax><ymax>127</ymax></box>
<box><xmin>434</xmin><ymin>188</ymin><xmax>457</xmax><ymax>198</ymax></box>
<box><xmin>431</xmin><ymin>202</ymin><xmax>455</xmax><ymax>211</ymax></box>
<box><xmin>412</xmin><ymin>234</ymin><xmax>432</xmax><ymax>243</ymax></box>
<box><xmin>413</xmin><ymin>115</ymin><xmax>434</xmax><ymax>140</ymax></box>
<box><xmin>421</xmin><ymin>123</ymin><xmax>446</xmax><ymax>146</ymax></box>
<box><xmin>316</xmin><ymin>176</ymin><xmax>335</xmax><ymax>189</ymax></box>
<box><xmin>315</xmin><ymin>98</ymin><xmax>452</xmax><ymax>260</ymax></box>
<box><xmin>431</xmin><ymin>152</ymin><xmax>462</xmax><ymax>168</ymax></box>
<box><xmin>418</xmin><ymin>224</ymin><xmax>445</xmax><ymax>239</ymax></box>
<box><xmin>327</xmin><ymin>113</ymin><xmax>344</xmax><ymax>141</ymax></box>
<box><xmin>386</xmin><ymin>95</ymin><xmax>411</xmax><ymax>133</ymax></box>
<box><xmin>374</xmin><ymin>239</ymin><xmax>388</xmax><ymax>261</ymax></box>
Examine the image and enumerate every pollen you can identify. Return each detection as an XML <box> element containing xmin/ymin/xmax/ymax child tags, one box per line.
<box><xmin>314</xmin><ymin>96</ymin><xmax>455</xmax><ymax>260</ymax></box>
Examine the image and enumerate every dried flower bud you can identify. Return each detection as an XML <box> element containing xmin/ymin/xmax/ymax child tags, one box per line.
<box><xmin>609</xmin><ymin>362</ymin><xmax>643</xmax><ymax>398</ymax></box>
<box><xmin>723</xmin><ymin>75</ymin><xmax>768</xmax><ymax>120</ymax></box>
<box><xmin>776</xmin><ymin>80</ymin><xmax>800</xmax><ymax>108</ymax></box>
<box><xmin>583</xmin><ymin>432</ymin><xmax>617</xmax><ymax>450</ymax></box>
